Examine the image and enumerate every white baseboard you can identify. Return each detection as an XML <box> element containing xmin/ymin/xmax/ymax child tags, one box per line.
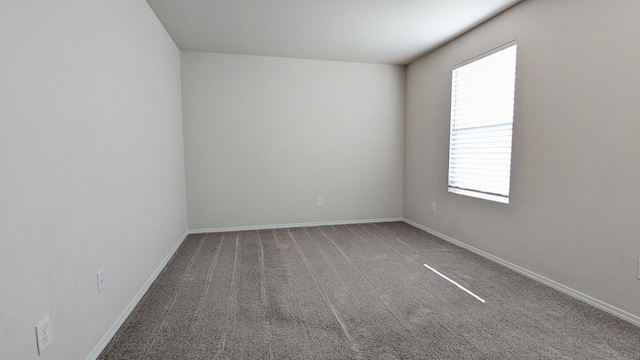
<box><xmin>88</xmin><ymin>217</ymin><xmax>638</xmax><ymax>360</ymax></box>
<box><xmin>189</xmin><ymin>217</ymin><xmax>404</xmax><ymax>234</ymax></box>
<box><xmin>402</xmin><ymin>218</ymin><xmax>640</xmax><ymax>328</ymax></box>
<box><xmin>86</xmin><ymin>230</ymin><xmax>190</xmax><ymax>360</ymax></box>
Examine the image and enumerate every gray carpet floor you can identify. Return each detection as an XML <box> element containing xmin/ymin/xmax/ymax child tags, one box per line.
<box><xmin>98</xmin><ymin>222</ymin><xmax>640</xmax><ymax>359</ymax></box>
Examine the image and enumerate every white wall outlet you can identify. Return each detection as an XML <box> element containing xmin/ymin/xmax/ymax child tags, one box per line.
<box><xmin>317</xmin><ymin>197</ymin><xmax>323</xmax><ymax>207</ymax></box>
<box><xmin>175</xmin><ymin>209</ymin><xmax>179</xmax><ymax>221</ymax></box>
<box><xmin>97</xmin><ymin>268</ymin><xmax>106</xmax><ymax>293</ymax></box>
<box><xmin>431</xmin><ymin>202</ymin><xmax>436</xmax><ymax>213</ymax></box>
<box><xmin>637</xmin><ymin>259</ymin><xmax>640</xmax><ymax>280</ymax></box>
<box><xmin>35</xmin><ymin>316</ymin><xmax>53</xmax><ymax>355</ymax></box>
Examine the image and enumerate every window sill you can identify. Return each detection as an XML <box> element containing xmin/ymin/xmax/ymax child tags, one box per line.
<box><xmin>448</xmin><ymin>187</ymin><xmax>509</xmax><ymax>204</ymax></box>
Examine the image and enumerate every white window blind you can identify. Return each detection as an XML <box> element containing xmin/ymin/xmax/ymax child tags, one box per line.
<box><xmin>448</xmin><ymin>42</ymin><xmax>517</xmax><ymax>204</ymax></box>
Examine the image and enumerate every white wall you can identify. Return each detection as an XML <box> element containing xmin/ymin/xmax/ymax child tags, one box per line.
<box><xmin>405</xmin><ymin>0</ymin><xmax>640</xmax><ymax>318</ymax></box>
<box><xmin>181</xmin><ymin>52</ymin><xmax>405</xmax><ymax>230</ymax></box>
<box><xmin>0</xmin><ymin>1</ymin><xmax>187</xmax><ymax>359</ymax></box>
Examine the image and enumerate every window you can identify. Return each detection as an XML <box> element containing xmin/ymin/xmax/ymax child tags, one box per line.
<box><xmin>448</xmin><ymin>42</ymin><xmax>517</xmax><ymax>204</ymax></box>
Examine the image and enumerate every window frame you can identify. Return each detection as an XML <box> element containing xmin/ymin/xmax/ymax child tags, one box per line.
<box><xmin>447</xmin><ymin>41</ymin><xmax>518</xmax><ymax>204</ymax></box>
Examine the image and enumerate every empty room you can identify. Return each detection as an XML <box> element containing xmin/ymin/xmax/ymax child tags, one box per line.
<box><xmin>2</xmin><ymin>0</ymin><xmax>639</xmax><ymax>359</ymax></box>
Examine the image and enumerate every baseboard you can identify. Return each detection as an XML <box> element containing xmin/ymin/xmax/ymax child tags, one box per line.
<box><xmin>402</xmin><ymin>218</ymin><xmax>640</xmax><ymax>328</ymax></box>
<box><xmin>87</xmin><ymin>217</ymin><xmax>638</xmax><ymax>360</ymax></box>
<box><xmin>86</xmin><ymin>230</ymin><xmax>190</xmax><ymax>360</ymax></box>
<box><xmin>189</xmin><ymin>217</ymin><xmax>404</xmax><ymax>234</ymax></box>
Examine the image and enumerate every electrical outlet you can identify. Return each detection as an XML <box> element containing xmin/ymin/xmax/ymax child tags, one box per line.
<box><xmin>97</xmin><ymin>268</ymin><xmax>106</xmax><ymax>293</ymax></box>
<box><xmin>317</xmin><ymin>197</ymin><xmax>323</xmax><ymax>207</ymax></box>
<box><xmin>35</xmin><ymin>316</ymin><xmax>53</xmax><ymax>355</ymax></box>
<box><xmin>637</xmin><ymin>259</ymin><xmax>640</xmax><ymax>280</ymax></box>
<box><xmin>431</xmin><ymin>202</ymin><xmax>436</xmax><ymax>213</ymax></box>
<box><xmin>175</xmin><ymin>209</ymin><xmax>179</xmax><ymax>221</ymax></box>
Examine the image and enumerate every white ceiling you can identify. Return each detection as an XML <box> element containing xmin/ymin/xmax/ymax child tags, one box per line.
<box><xmin>146</xmin><ymin>0</ymin><xmax>521</xmax><ymax>65</ymax></box>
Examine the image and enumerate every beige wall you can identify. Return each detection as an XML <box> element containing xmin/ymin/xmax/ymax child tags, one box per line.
<box><xmin>405</xmin><ymin>0</ymin><xmax>640</xmax><ymax>318</ymax></box>
<box><xmin>0</xmin><ymin>1</ymin><xmax>187</xmax><ymax>359</ymax></box>
<box><xmin>181</xmin><ymin>52</ymin><xmax>405</xmax><ymax>230</ymax></box>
